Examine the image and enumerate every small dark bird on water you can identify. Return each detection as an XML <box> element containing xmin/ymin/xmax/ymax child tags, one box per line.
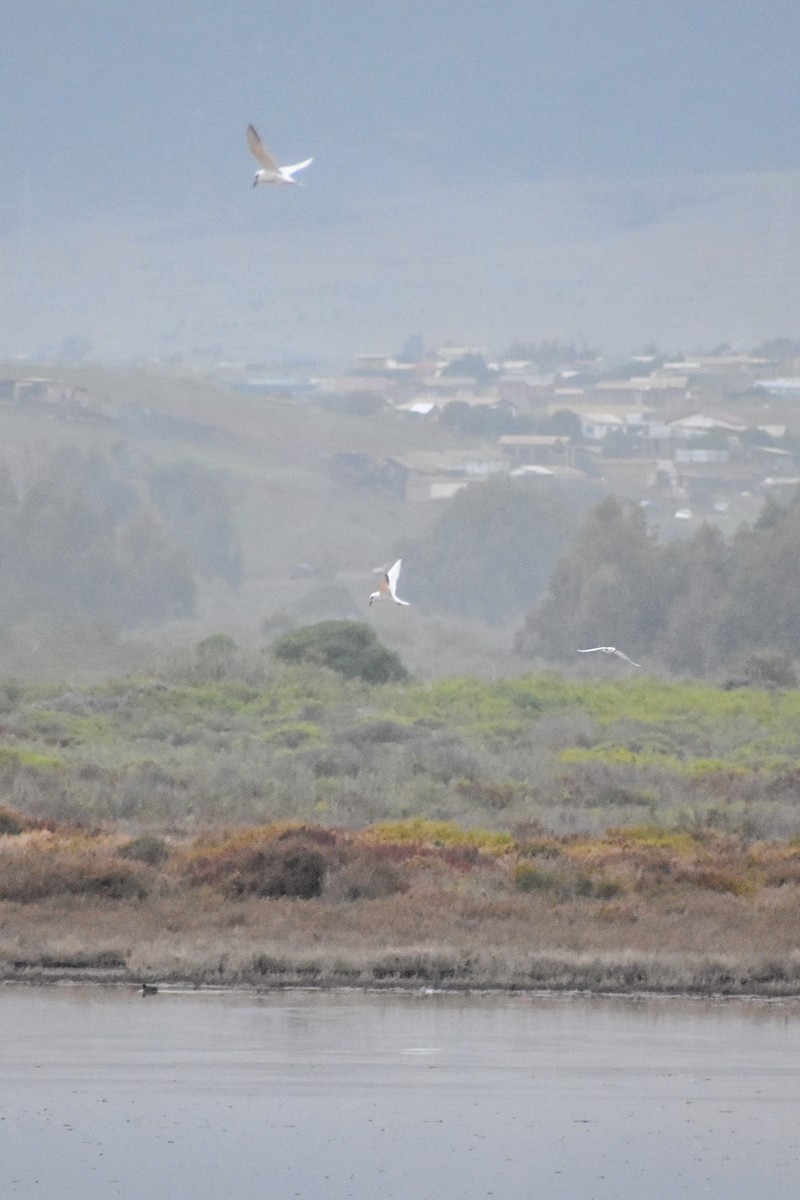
<box><xmin>140</xmin><ymin>983</ymin><xmax>158</xmax><ymax>996</ymax></box>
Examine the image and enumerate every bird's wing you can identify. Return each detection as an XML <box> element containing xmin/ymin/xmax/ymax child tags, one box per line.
<box><xmin>577</xmin><ymin>647</ymin><xmax>604</xmax><ymax>654</ymax></box>
<box><xmin>613</xmin><ymin>650</ymin><xmax>641</xmax><ymax>667</ymax></box>
<box><xmin>282</xmin><ymin>157</ymin><xmax>313</xmax><ymax>177</ymax></box>
<box><xmin>247</xmin><ymin>125</ymin><xmax>279</xmax><ymax>171</ymax></box>
<box><xmin>386</xmin><ymin>559</ymin><xmax>402</xmax><ymax>596</ymax></box>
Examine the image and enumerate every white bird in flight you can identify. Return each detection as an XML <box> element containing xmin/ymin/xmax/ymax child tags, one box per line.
<box><xmin>247</xmin><ymin>124</ymin><xmax>313</xmax><ymax>187</ymax></box>
<box><xmin>577</xmin><ymin>646</ymin><xmax>641</xmax><ymax>667</ymax></box>
<box><xmin>369</xmin><ymin>559</ymin><xmax>410</xmax><ymax>607</ymax></box>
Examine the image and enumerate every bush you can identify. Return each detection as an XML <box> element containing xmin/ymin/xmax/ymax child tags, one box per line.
<box><xmin>0</xmin><ymin>846</ymin><xmax>151</xmax><ymax>902</ymax></box>
<box><xmin>230</xmin><ymin>845</ymin><xmax>326</xmax><ymax>899</ymax></box>
<box><xmin>513</xmin><ymin>864</ymin><xmax>565</xmax><ymax>894</ymax></box>
<box><xmin>734</xmin><ymin>651</ymin><xmax>798</xmax><ymax>690</ymax></box>
<box><xmin>118</xmin><ymin>834</ymin><xmax>170</xmax><ymax>866</ymax></box>
<box><xmin>194</xmin><ymin>634</ymin><xmax>238</xmax><ymax>680</ymax></box>
<box><xmin>189</xmin><ymin>833</ymin><xmax>330</xmax><ymax>900</ymax></box>
<box><xmin>328</xmin><ymin>857</ymin><xmax>408</xmax><ymax>901</ymax></box>
<box><xmin>272</xmin><ymin>621</ymin><xmax>409</xmax><ymax>683</ymax></box>
<box><xmin>0</xmin><ymin>805</ymin><xmax>26</xmax><ymax>835</ymax></box>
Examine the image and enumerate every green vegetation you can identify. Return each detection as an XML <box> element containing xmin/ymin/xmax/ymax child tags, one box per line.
<box><xmin>518</xmin><ymin>492</ymin><xmax>800</xmax><ymax>676</ymax></box>
<box><xmin>0</xmin><ymin>447</ymin><xmax>235</xmax><ymax>630</ymax></box>
<box><xmin>272</xmin><ymin>621</ymin><xmax>409</xmax><ymax>683</ymax></box>
<box><xmin>2</xmin><ymin>661</ymin><xmax>800</xmax><ymax>838</ymax></box>
<box><xmin>408</xmin><ymin>474</ymin><xmax>584</xmax><ymax>624</ymax></box>
<box><xmin>1</xmin><ymin>660</ymin><xmax>800</xmax><ymax>994</ymax></box>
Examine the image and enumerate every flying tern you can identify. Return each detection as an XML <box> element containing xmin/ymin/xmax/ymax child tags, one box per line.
<box><xmin>369</xmin><ymin>559</ymin><xmax>410</xmax><ymax>607</ymax></box>
<box><xmin>247</xmin><ymin>124</ymin><xmax>313</xmax><ymax>187</ymax></box>
<box><xmin>577</xmin><ymin>646</ymin><xmax>641</xmax><ymax>667</ymax></box>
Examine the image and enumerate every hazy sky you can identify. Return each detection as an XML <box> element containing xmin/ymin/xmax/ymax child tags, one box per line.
<box><xmin>4</xmin><ymin>1</ymin><xmax>800</xmax><ymax>361</ymax></box>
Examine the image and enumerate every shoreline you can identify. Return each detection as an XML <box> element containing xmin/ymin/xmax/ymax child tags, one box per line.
<box><xmin>5</xmin><ymin>954</ymin><xmax>800</xmax><ymax>1001</ymax></box>
<box><xmin>4</xmin><ymin>819</ymin><xmax>800</xmax><ymax>1004</ymax></box>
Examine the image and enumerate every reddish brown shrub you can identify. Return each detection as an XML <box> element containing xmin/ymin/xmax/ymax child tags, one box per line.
<box><xmin>187</xmin><ymin>834</ymin><xmax>331</xmax><ymax>899</ymax></box>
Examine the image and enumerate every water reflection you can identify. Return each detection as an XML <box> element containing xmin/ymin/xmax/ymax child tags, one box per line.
<box><xmin>1</xmin><ymin>986</ymin><xmax>799</xmax><ymax>1199</ymax></box>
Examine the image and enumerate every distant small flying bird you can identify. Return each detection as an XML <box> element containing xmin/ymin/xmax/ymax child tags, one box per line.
<box><xmin>247</xmin><ymin>124</ymin><xmax>313</xmax><ymax>187</ymax></box>
<box><xmin>577</xmin><ymin>646</ymin><xmax>641</xmax><ymax>667</ymax></box>
<box><xmin>369</xmin><ymin>559</ymin><xmax>410</xmax><ymax>607</ymax></box>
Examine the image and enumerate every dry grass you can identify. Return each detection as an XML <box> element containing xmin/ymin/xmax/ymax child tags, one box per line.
<box><xmin>2</xmin><ymin>814</ymin><xmax>800</xmax><ymax>994</ymax></box>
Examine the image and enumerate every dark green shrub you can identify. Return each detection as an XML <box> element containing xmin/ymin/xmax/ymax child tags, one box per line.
<box><xmin>0</xmin><ymin>806</ymin><xmax>26</xmax><ymax>835</ymax></box>
<box><xmin>513</xmin><ymin>864</ymin><xmax>564</xmax><ymax>894</ymax></box>
<box><xmin>593</xmin><ymin>876</ymin><xmax>625</xmax><ymax>899</ymax></box>
<box><xmin>194</xmin><ymin>633</ymin><xmax>238</xmax><ymax>680</ymax></box>
<box><xmin>80</xmin><ymin>867</ymin><xmax>150</xmax><ymax>901</ymax></box>
<box><xmin>271</xmin><ymin>620</ymin><xmax>409</xmax><ymax>683</ymax></box>
<box><xmin>118</xmin><ymin>835</ymin><xmax>170</xmax><ymax>866</ymax></box>
<box><xmin>735</xmin><ymin>651</ymin><xmax>797</xmax><ymax>690</ymax></box>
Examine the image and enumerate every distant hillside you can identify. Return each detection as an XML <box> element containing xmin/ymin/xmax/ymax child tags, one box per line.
<box><xmin>0</xmin><ymin>365</ymin><xmax>521</xmax><ymax>679</ymax></box>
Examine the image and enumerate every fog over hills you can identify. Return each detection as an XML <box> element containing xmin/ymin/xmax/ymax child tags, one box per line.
<box><xmin>5</xmin><ymin>170</ymin><xmax>800</xmax><ymax>362</ymax></box>
<box><xmin>4</xmin><ymin>1</ymin><xmax>800</xmax><ymax>361</ymax></box>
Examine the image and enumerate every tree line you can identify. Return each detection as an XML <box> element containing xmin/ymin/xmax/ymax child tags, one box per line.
<box><xmin>0</xmin><ymin>448</ymin><xmax>241</xmax><ymax>629</ymax></box>
<box><xmin>402</xmin><ymin>476</ymin><xmax>800</xmax><ymax>676</ymax></box>
<box><xmin>515</xmin><ymin>492</ymin><xmax>800</xmax><ymax>676</ymax></box>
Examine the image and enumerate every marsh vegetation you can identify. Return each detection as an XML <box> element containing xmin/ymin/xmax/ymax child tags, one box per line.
<box><xmin>3</xmin><ymin>657</ymin><xmax>800</xmax><ymax>993</ymax></box>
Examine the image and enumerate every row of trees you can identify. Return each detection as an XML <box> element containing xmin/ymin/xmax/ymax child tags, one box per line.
<box><xmin>0</xmin><ymin>448</ymin><xmax>241</xmax><ymax>629</ymax></box>
<box><xmin>516</xmin><ymin>492</ymin><xmax>800</xmax><ymax>675</ymax></box>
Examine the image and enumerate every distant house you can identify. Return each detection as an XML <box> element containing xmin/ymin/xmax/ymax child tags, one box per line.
<box><xmin>354</xmin><ymin>354</ymin><xmax>395</xmax><ymax>371</ymax></box>
<box><xmin>325</xmin><ymin>452</ymin><xmax>408</xmax><ymax>499</ymax></box>
<box><xmin>760</xmin><ymin>475</ymin><xmax>800</xmax><ymax>491</ymax></box>
<box><xmin>667</xmin><ymin>413</ymin><xmax>747</xmax><ymax>437</ymax></box>
<box><xmin>577</xmin><ymin>412</ymin><xmax>626</xmax><ymax>440</ymax></box>
<box><xmin>313</xmin><ymin>375</ymin><xmax>395</xmax><ymax>398</ymax></box>
<box><xmin>11</xmin><ymin>377</ymin><xmax>92</xmax><ymax>414</ymax></box>
<box><xmin>391</xmin><ymin>449</ymin><xmax>506</xmax><ymax>502</ymax></box>
<box><xmin>395</xmin><ymin>400</ymin><xmax>437</xmax><ymax>416</ymax></box>
<box><xmin>496</xmin><ymin>368</ymin><xmax>554</xmax><ymax>409</ymax></box>
<box><xmin>14</xmin><ymin>377</ymin><xmax>72</xmax><ymax>405</ymax></box>
<box><xmin>589</xmin><ymin>374</ymin><xmax>690</xmax><ymax>408</ymax></box>
<box><xmin>497</xmin><ymin>434</ymin><xmax>572</xmax><ymax>467</ymax></box>
<box><xmin>674</xmin><ymin>448</ymin><xmax>730</xmax><ymax>464</ymax></box>
<box><xmin>754</xmin><ymin>378</ymin><xmax>800</xmax><ymax>395</ymax></box>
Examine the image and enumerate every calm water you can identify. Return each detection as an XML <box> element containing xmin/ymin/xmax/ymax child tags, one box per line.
<box><xmin>1</xmin><ymin>985</ymin><xmax>799</xmax><ymax>1199</ymax></box>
